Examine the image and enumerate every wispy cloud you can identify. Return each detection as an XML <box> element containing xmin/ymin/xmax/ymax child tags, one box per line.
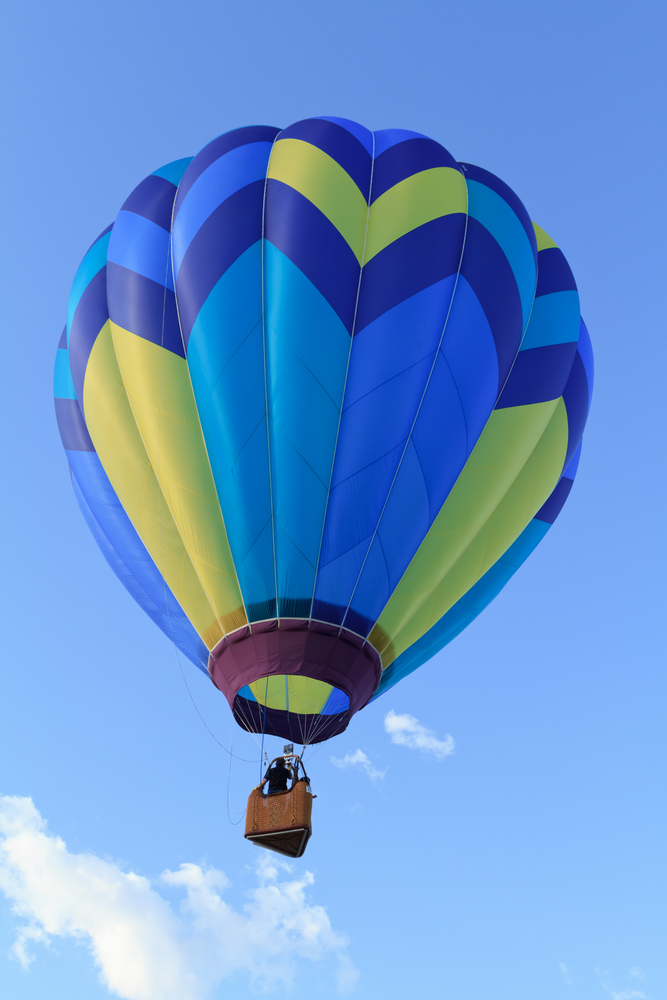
<box><xmin>384</xmin><ymin>710</ymin><xmax>455</xmax><ymax>759</ymax></box>
<box><xmin>560</xmin><ymin>962</ymin><xmax>573</xmax><ymax>986</ymax></box>
<box><xmin>597</xmin><ymin>965</ymin><xmax>650</xmax><ymax>1000</ymax></box>
<box><xmin>0</xmin><ymin>795</ymin><xmax>358</xmax><ymax>999</ymax></box>
<box><xmin>330</xmin><ymin>749</ymin><xmax>385</xmax><ymax>781</ymax></box>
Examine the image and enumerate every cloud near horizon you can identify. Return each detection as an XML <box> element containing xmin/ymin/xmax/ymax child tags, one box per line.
<box><xmin>384</xmin><ymin>711</ymin><xmax>455</xmax><ymax>760</ymax></box>
<box><xmin>0</xmin><ymin>795</ymin><xmax>358</xmax><ymax>1000</ymax></box>
<box><xmin>330</xmin><ymin>750</ymin><xmax>385</xmax><ymax>781</ymax></box>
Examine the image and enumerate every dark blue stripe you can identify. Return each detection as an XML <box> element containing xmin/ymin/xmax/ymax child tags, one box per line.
<box><xmin>534</xmin><ymin>476</ymin><xmax>574</xmax><ymax>524</ymax></box>
<box><xmin>58</xmin><ymin>325</ymin><xmax>67</xmax><ymax>349</ymax></box>
<box><xmin>370</xmin><ymin>138</ymin><xmax>456</xmax><ymax>203</ymax></box>
<box><xmin>535</xmin><ymin>247</ymin><xmax>578</xmax><ymax>297</ymax></box>
<box><xmin>459</xmin><ymin>216</ymin><xmax>523</xmax><ymax>388</ymax></box>
<box><xmin>176</xmin><ymin>179</ymin><xmax>265</xmax><ymax>346</ymax></box>
<box><xmin>496</xmin><ymin>342</ymin><xmax>577</xmax><ymax>408</ymax></box>
<box><xmin>279</xmin><ymin>117</ymin><xmax>372</xmax><ymax>198</ymax></box>
<box><xmin>458</xmin><ymin>161</ymin><xmax>537</xmax><ymax>259</ymax></box>
<box><xmin>106</xmin><ymin>263</ymin><xmax>184</xmax><ymax>358</ymax></box>
<box><xmin>561</xmin><ymin>350</ymin><xmax>590</xmax><ymax>468</ymax></box>
<box><xmin>265</xmin><ymin>178</ymin><xmax>361</xmax><ymax>334</ymax></box>
<box><xmin>69</xmin><ymin>267</ymin><xmax>109</xmax><ymax>405</ymax></box>
<box><xmin>121</xmin><ymin>175</ymin><xmax>177</xmax><ymax>231</ymax></box>
<box><xmin>355</xmin><ymin>214</ymin><xmax>465</xmax><ymax>334</ymax></box>
<box><xmin>55</xmin><ymin>397</ymin><xmax>95</xmax><ymax>451</ymax></box>
<box><xmin>174</xmin><ymin>126</ymin><xmax>281</xmax><ymax>217</ymax></box>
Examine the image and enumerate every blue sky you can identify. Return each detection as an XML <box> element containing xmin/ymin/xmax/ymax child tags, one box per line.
<box><xmin>1</xmin><ymin>1</ymin><xmax>665</xmax><ymax>998</ymax></box>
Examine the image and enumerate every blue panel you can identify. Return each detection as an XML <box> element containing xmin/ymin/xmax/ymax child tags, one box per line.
<box><xmin>264</xmin><ymin>243</ymin><xmax>351</xmax><ymax>614</ymax></box>
<box><xmin>535</xmin><ymin>247</ymin><xmax>577</xmax><ymax>296</ymax></box>
<box><xmin>54</xmin><ymin>348</ymin><xmax>77</xmax><ymax>400</ymax></box>
<box><xmin>534</xmin><ymin>475</ymin><xmax>573</xmax><ymax>524</ymax></box>
<box><xmin>318</xmin><ymin>277</ymin><xmax>458</xmax><ymax>590</ymax></box>
<box><xmin>68</xmin><ymin>451</ymin><xmax>208</xmax><ymax>671</ymax></box>
<box><xmin>55</xmin><ymin>397</ymin><xmax>94</xmax><ymax>452</ymax></box>
<box><xmin>264</xmin><ymin>179</ymin><xmax>360</xmax><ymax>334</ymax></box>
<box><xmin>577</xmin><ymin>318</ymin><xmax>594</xmax><ymax>405</ymax></box>
<box><xmin>372</xmin><ymin>518</ymin><xmax>551</xmax><ymax>698</ymax></box>
<box><xmin>106</xmin><ymin>263</ymin><xmax>184</xmax><ymax>358</ymax></box>
<box><xmin>120</xmin><ymin>174</ymin><xmax>177</xmax><ymax>231</ymax></box>
<box><xmin>563</xmin><ymin>441</ymin><xmax>582</xmax><ymax>480</ymax></box>
<box><xmin>345</xmin><ymin>278</ymin><xmax>500</xmax><ymax>629</ymax></box>
<box><xmin>561</xmin><ymin>351</ymin><xmax>589</xmax><ymax>468</ymax></box>
<box><xmin>174</xmin><ymin>126</ymin><xmax>280</xmax><ymax>216</ymax></box>
<box><xmin>465</xmin><ymin>178</ymin><xmax>537</xmax><ymax>327</ymax></box>
<box><xmin>187</xmin><ymin>241</ymin><xmax>276</xmax><ymax>619</ymax></box>
<box><xmin>355</xmin><ymin>215</ymin><xmax>465</xmax><ymax>333</ymax></box>
<box><xmin>521</xmin><ymin>291</ymin><xmax>580</xmax><ymax>350</ymax></box>
<box><xmin>317</xmin><ymin>116</ymin><xmax>374</xmax><ymax>157</ymax></box>
<box><xmin>496</xmin><ymin>342</ymin><xmax>577</xmax><ymax>408</ymax></box>
<box><xmin>321</xmin><ymin>687</ymin><xmax>351</xmax><ymax>715</ymax></box>
<box><xmin>151</xmin><ymin>157</ymin><xmax>193</xmax><ymax>186</ymax></box>
<box><xmin>458</xmin><ymin>161</ymin><xmax>537</xmax><ymax>254</ymax></box>
<box><xmin>280</xmin><ymin>118</ymin><xmax>372</xmax><ymax>196</ymax></box>
<box><xmin>69</xmin><ymin>267</ymin><xmax>109</xmax><ymax>406</ymax></box>
<box><xmin>107</xmin><ymin>211</ymin><xmax>174</xmax><ymax>290</ymax></box>
<box><xmin>172</xmin><ymin>141</ymin><xmax>274</xmax><ymax>276</ymax></box>
<box><xmin>458</xmin><ymin>217</ymin><xmax>523</xmax><ymax>389</ymax></box>
<box><xmin>67</xmin><ymin>231</ymin><xmax>111</xmax><ymax>339</ymax></box>
<box><xmin>176</xmin><ymin>180</ymin><xmax>266</xmax><ymax>345</ymax></box>
<box><xmin>370</xmin><ymin>137</ymin><xmax>456</xmax><ymax>202</ymax></box>
<box><xmin>373</xmin><ymin>129</ymin><xmax>429</xmax><ymax>157</ymax></box>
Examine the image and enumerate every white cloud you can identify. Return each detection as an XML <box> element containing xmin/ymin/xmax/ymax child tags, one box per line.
<box><xmin>0</xmin><ymin>795</ymin><xmax>358</xmax><ymax>999</ymax></box>
<box><xmin>384</xmin><ymin>710</ymin><xmax>455</xmax><ymax>760</ymax></box>
<box><xmin>560</xmin><ymin>962</ymin><xmax>573</xmax><ymax>986</ymax></box>
<box><xmin>611</xmin><ymin>992</ymin><xmax>648</xmax><ymax>1000</ymax></box>
<box><xmin>330</xmin><ymin>749</ymin><xmax>385</xmax><ymax>781</ymax></box>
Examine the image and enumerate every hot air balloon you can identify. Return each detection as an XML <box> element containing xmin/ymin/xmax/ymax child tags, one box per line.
<box><xmin>54</xmin><ymin>117</ymin><xmax>593</xmax><ymax>753</ymax></box>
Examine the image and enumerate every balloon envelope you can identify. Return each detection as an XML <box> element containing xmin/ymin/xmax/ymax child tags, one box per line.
<box><xmin>54</xmin><ymin>118</ymin><xmax>593</xmax><ymax>744</ymax></box>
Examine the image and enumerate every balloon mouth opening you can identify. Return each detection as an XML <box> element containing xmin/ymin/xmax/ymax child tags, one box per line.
<box><xmin>208</xmin><ymin>618</ymin><xmax>382</xmax><ymax>744</ymax></box>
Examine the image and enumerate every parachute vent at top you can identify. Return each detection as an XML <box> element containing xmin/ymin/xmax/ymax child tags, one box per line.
<box><xmin>54</xmin><ymin>117</ymin><xmax>593</xmax><ymax>744</ymax></box>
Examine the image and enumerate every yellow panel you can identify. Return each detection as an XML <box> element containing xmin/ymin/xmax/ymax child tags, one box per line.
<box><xmin>287</xmin><ymin>675</ymin><xmax>333</xmax><ymax>715</ymax></box>
<box><xmin>250</xmin><ymin>675</ymin><xmax>286</xmax><ymax>712</ymax></box>
<box><xmin>369</xmin><ymin>400</ymin><xmax>559</xmax><ymax>651</ymax></box>
<box><xmin>533</xmin><ymin>222</ymin><xmax>558</xmax><ymax>251</ymax></box>
<box><xmin>364</xmin><ymin>167</ymin><xmax>467</xmax><ymax>263</ymax></box>
<box><xmin>110</xmin><ymin>324</ymin><xmax>247</xmax><ymax>635</ymax></box>
<box><xmin>83</xmin><ymin>323</ymin><xmax>224</xmax><ymax>649</ymax></box>
<box><xmin>268</xmin><ymin>138</ymin><xmax>369</xmax><ymax>262</ymax></box>
<box><xmin>249</xmin><ymin>675</ymin><xmax>334</xmax><ymax>715</ymax></box>
<box><xmin>378</xmin><ymin>399</ymin><xmax>569</xmax><ymax>664</ymax></box>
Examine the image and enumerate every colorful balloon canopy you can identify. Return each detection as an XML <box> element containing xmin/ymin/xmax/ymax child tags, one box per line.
<box><xmin>54</xmin><ymin>117</ymin><xmax>593</xmax><ymax>745</ymax></box>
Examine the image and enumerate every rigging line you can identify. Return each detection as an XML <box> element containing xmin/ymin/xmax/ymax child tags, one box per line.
<box><xmin>338</xmin><ymin>203</ymin><xmax>472</xmax><ymax>635</ymax></box>
<box><xmin>226</xmin><ymin>728</ymin><xmax>247</xmax><ymax>826</ymax></box>
<box><xmin>307</xmin><ymin>128</ymin><xmax>377</xmax><ymax>621</ymax></box>
<box><xmin>259</xmin><ymin>675</ymin><xmax>269</xmax><ymax>784</ymax></box>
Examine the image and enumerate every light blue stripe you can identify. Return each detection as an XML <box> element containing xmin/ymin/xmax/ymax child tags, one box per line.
<box><xmin>264</xmin><ymin>243</ymin><xmax>351</xmax><ymax>611</ymax></box>
<box><xmin>53</xmin><ymin>348</ymin><xmax>77</xmax><ymax>400</ymax></box>
<box><xmin>67</xmin><ymin>232</ymin><xmax>112</xmax><ymax>341</ymax></box>
<box><xmin>521</xmin><ymin>291</ymin><xmax>580</xmax><ymax>350</ymax></box>
<box><xmin>466</xmin><ymin>179</ymin><xmax>537</xmax><ymax>328</ymax></box>
<box><xmin>107</xmin><ymin>211</ymin><xmax>173</xmax><ymax>290</ymax></box>
<box><xmin>152</xmin><ymin>157</ymin><xmax>193</xmax><ymax>186</ymax></box>
<box><xmin>187</xmin><ymin>241</ymin><xmax>275</xmax><ymax>618</ymax></box>
<box><xmin>172</xmin><ymin>141</ymin><xmax>273</xmax><ymax>276</ymax></box>
<box><xmin>372</xmin><ymin>518</ymin><xmax>551</xmax><ymax>699</ymax></box>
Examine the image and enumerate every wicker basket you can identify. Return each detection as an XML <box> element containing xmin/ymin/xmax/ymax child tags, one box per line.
<box><xmin>244</xmin><ymin>779</ymin><xmax>314</xmax><ymax>859</ymax></box>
